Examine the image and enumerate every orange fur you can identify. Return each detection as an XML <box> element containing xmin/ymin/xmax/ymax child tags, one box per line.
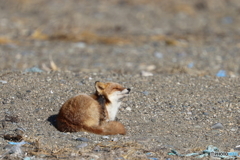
<box><xmin>56</xmin><ymin>82</ymin><xmax>130</xmax><ymax>135</ymax></box>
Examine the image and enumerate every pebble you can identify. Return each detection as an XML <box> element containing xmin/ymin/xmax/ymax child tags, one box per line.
<box><xmin>70</xmin><ymin>152</ymin><xmax>77</xmax><ymax>157</ymax></box>
<box><xmin>187</xmin><ymin>62</ymin><xmax>194</xmax><ymax>68</ymax></box>
<box><xmin>15</xmin><ymin>128</ymin><xmax>25</xmax><ymax>136</ymax></box>
<box><xmin>146</xmin><ymin>152</ymin><xmax>152</xmax><ymax>156</ymax></box>
<box><xmin>216</xmin><ymin>70</ymin><xmax>226</xmax><ymax>77</ymax></box>
<box><xmin>3</xmin><ymin>144</ymin><xmax>12</xmax><ymax>150</ymax></box>
<box><xmin>187</xmin><ymin>111</ymin><xmax>192</xmax><ymax>115</ymax></box>
<box><xmin>148</xmin><ymin>158</ymin><xmax>159</xmax><ymax>160</ymax></box>
<box><xmin>211</xmin><ymin>123</ymin><xmax>224</xmax><ymax>129</ymax></box>
<box><xmin>112</xmin><ymin>137</ymin><xmax>118</xmax><ymax>141</ymax></box>
<box><xmin>126</xmin><ymin>107</ymin><xmax>132</xmax><ymax>111</ymax></box>
<box><xmin>203</xmin><ymin>112</ymin><xmax>208</xmax><ymax>115</ymax></box>
<box><xmin>222</xmin><ymin>17</ymin><xmax>233</xmax><ymax>24</ymax></box>
<box><xmin>150</xmin><ymin>118</ymin><xmax>156</xmax><ymax>122</ymax></box>
<box><xmin>75</xmin><ymin>137</ymin><xmax>89</xmax><ymax>142</ymax></box>
<box><xmin>24</xmin><ymin>67</ymin><xmax>43</xmax><ymax>73</ymax></box>
<box><xmin>76</xmin><ymin>143</ymin><xmax>88</xmax><ymax>149</ymax></box>
<box><xmin>146</xmin><ymin>65</ymin><xmax>156</xmax><ymax>71</ymax></box>
<box><xmin>107</xmin><ymin>77</ymin><xmax>113</xmax><ymax>81</ymax></box>
<box><xmin>230</xmin><ymin>128</ymin><xmax>237</xmax><ymax>132</ymax></box>
<box><xmin>75</xmin><ymin>42</ymin><xmax>86</xmax><ymax>48</ymax></box>
<box><xmin>142</xmin><ymin>91</ymin><xmax>149</xmax><ymax>95</ymax></box>
<box><xmin>93</xmin><ymin>145</ymin><xmax>101</xmax><ymax>152</ymax></box>
<box><xmin>236</xmin><ymin>145</ymin><xmax>240</xmax><ymax>148</ymax></box>
<box><xmin>154</xmin><ymin>52</ymin><xmax>163</xmax><ymax>59</ymax></box>
<box><xmin>102</xmin><ymin>136</ymin><xmax>109</xmax><ymax>139</ymax></box>
<box><xmin>194</xmin><ymin>125</ymin><xmax>202</xmax><ymax>128</ymax></box>
<box><xmin>136</xmin><ymin>137</ymin><xmax>151</xmax><ymax>143</ymax></box>
<box><xmin>141</xmin><ymin>71</ymin><xmax>153</xmax><ymax>77</ymax></box>
<box><xmin>0</xmin><ymin>80</ymin><xmax>7</xmax><ymax>84</ymax></box>
<box><xmin>23</xmin><ymin>157</ymin><xmax>31</xmax><ymax>160</ymax></box>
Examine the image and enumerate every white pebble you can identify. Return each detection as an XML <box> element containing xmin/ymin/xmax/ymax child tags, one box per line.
<box><xmin>126</xmin><ymin>107</ymin><xmax>132</xmax><ymax>111</ymax></box>
<box><xmin>112</xmin><ymin>137</ymin><xmax>118</xmax><ymax>141</ymax></box>
<box><xmin>102</xmin><ymin>136</ymin><xmax>109</xmax><ymax>139</ymax></box>
<box><xmin>0</xmin><ymin>80</ymin><xmax>7</xmax><ymax>84</ymax></box>
<box><xmin>141</xmin><ymin>71</ymin><xmax>153</xmax><ymax>77</ymax></box>
<box><xmin>76</xmin><ymin>143</ymin><xmax>88</xmax><ymax>149</ymax></box>
<box><xmin>211</xmin><ymin>123</ymin><xmax>224</xmax><ymax>129</ymax></box>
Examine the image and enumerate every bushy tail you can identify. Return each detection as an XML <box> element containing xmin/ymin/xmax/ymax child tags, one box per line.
<box><xmin>83</xmin><ymin>121</ymin><xmax>126</xmax><ymax>135</ymax></box>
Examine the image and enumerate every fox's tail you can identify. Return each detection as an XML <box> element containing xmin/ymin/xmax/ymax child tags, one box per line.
<box><xmin>83</xmin><ymin>121</ymin><xmax>126</xmax><ymax>135</ymax></box>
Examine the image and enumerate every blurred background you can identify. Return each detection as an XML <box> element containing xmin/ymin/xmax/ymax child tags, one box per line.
<box><xmin>0</xmin><ymin>0</ymin><xmax>240</xmax><ymax>77</ymax></box>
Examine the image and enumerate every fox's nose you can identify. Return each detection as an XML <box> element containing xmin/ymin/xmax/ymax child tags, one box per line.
<box><xmin>127</xmin><ymin>88</ymin><xmax>131</xmax><ymax>93</ymax></box>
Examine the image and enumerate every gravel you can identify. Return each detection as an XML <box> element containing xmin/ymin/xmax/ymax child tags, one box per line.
<box><xmin>0</xmin><ymin>0</ymin><xmax>240</xmax><ymax>159</ymax></box>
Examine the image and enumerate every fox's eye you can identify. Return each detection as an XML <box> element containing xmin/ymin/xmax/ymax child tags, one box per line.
<box><xmin>115</xmin><ymin>87</ymin><xmax>123</xmax><ymax>91</ymax></box>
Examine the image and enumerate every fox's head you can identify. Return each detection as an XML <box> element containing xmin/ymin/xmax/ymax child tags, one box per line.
<box><xmin>95</xmin><ymin>81</ymin><xmax>131</xmax><ymax>102</ymax></box>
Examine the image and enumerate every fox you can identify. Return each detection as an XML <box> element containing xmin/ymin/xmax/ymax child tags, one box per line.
<box><xmin>56</xmin><ymin>81</ymin><xmax>131</xmax><ymax>135</ymax></box>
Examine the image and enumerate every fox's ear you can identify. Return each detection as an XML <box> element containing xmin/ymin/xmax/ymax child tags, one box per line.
<box><xmin>95</xmin><ymin>81</ymin><xmax>105</xmax><ymax>93</ymax></box>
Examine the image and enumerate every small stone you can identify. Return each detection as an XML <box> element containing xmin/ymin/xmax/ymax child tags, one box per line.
<box><xmin>75</xmin><ymin>137</ymin><xmax>89</xmax><ymax>142</ymax></box>
<box><xmin>146</xmin><ymin>65</ymin><xmax>156</xmax><ymax>71</ymax></box>
<box><xmin>15</xmin><ymin>128</ymin><xmax>25</xmax><ymax>136</ymax></box>
<box><xmin>39</xmin><ymin>154</ymin><xmax>47</xmax><ymax>158</ymax></box>
<box><xmin>102</xmin><ymin>136</ymin><xmax>109</xmax><ymax>139</ymax></box>
<box><xmin>154</xmin><ymin>52</ymin><xmax>163</xmax><ymax>59</ymax></box>
<box><xmin>136</xmin><ymin>137</ymin><xmax>151</xmax><ymax>143</ymax></box>
<box><xmin>70</xmin><ymin>152</ymin><xmax>77</xmax><ymax>157</ymax></box>
<box><xmin>23</xmin><ymin>157</ymin><xmax>31</xmax><ymax>160</ymax></box>
<box><xmin>150</xmin><ymin>118</ymin><xmax>156</xmax><ymax>122</ymax></box>
<box><xmin>187</xmin><ymin>62</ymin><xmax>194</xmax><ymax>68</ymax></box>
<box><xmin>230</xmin><ymin>128</ymin><xmax>237</xmax><ymax>132</ymax></box>
<box><xmin>141</xmin><ymin>71</ymin><xmax>153</xmax><ymax>77</ymax></box>
<box><xmin>93</xmin><ymin>145</ymin><xmax>101</xmax><ymax>152</ymax></box>
<box><xmin>146</xmin><ymin>152</ymin><xmax>152</xmax><ymax>156</ymax></box>
<box><xmin>24</xmin><ymin>67</ymin><xmax>43</xmax><ymax>73</ymax></box>
<box><xmin>112</xmin><ymin>137</ymin><xmax>118</xmax><ymax>141</ymax></box>
<box><xmin>216</xmin><ymin>70</ymin><xmax>226</xmax><ymax>77</ymax></box>
<box><xmin>5</xmin><ymin>115</ymin><xmax>19</xmax><ymax>123</ymax></box>
<box><xmin>211</xmin><ymin>123</ymin><xmax>224</xmax><ymax>129</ymax></box>
<box><xmin>126</xmin><ymin>107</ymin><xmax>131</xmax><ymax>111</ymax></box>
<box><xmin>169</xmin><ymin>105</ymin><xmax>175</xmax><ymax>108</ymax></box>
<box><xmin>76</xmin><ymin>143</ymin><xmax>88</xmax><ymax>149</ymax></box>
<box><xmin>149</xmin><ymin>158</ymin><xmax>159</xmax><ymax>160</ymax></box>
<box><xmin>203</xmin><ymin>112</ymin><xmax>208</xmax><ymax>115</ymax></box>
<box><xmin>107</xmin><ymin>77</ymin><xmax>113</xmax><ymax>81</ymax></box>
<box><xmin>142</xmin><ymin>91</ymin><xmax>149</xmax><ymax>95</ymax></box>
<box><xmin>222</xmin><ymin>17</ymin><xmax>233</xmax><ymax>24</ymax></box>
<box><xmin>0</xmin><ymin>80</ymin><xmax>7</xmax><ymax>84</ymax></box>
<box><xmin>75</xmin><ymin>42</ymin><xmax>86</xmax><ymax>48</ymax></box>
<box><xmin>3</xmin><ymin>145</ymin><xmax>12</xmax><ymax>150</ymax></box>
<box><xmin>194</xmin><ymin>125</ymin><xmax>202</xmax><ymax>128</ymax></box>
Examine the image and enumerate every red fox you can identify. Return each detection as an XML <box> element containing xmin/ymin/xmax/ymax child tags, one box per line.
<box><xmin>56</xmin><ymin>81</ymin><xmax>131</xmax><ymax>135</ymax></box>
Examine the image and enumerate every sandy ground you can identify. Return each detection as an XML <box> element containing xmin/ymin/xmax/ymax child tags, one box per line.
<box><xmin>0</xmin><ymin>0</ymin><xmax>240</xmax><ymax>159</ymax></box>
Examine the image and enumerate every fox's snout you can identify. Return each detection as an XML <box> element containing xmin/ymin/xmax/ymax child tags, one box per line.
<box><xmin>127</xmin><ymin>88</ymin><xmax>131</xmax><ymax>93</ymax></box>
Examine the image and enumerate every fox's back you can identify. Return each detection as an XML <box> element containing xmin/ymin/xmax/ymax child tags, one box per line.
<box><xmin>57</xmin><ymin>94</ymin><xmax>101</xmax><ymax>131</ymax></box>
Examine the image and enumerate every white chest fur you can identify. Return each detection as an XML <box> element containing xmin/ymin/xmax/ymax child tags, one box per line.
<box><xmin>106</xmin><ymin>101</ymin><xmax>121</xmax><ymax>121</ymax></box>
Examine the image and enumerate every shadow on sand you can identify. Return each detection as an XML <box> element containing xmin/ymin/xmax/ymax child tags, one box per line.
<box><xmin>47</xmin><ymin>114</ymin><xmax>58</xmax><ymax>129</ymax></box>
